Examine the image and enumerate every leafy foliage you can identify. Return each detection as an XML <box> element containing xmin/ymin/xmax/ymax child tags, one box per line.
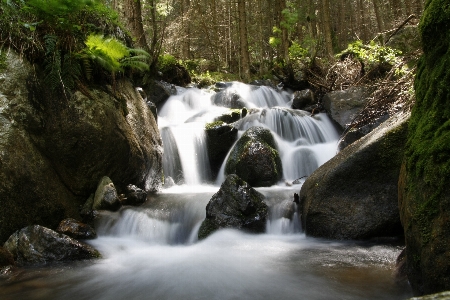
<box><xmin>338</xmin><ymin>40</ymin><xmax>402</xmax><ymax>69</ymax></box>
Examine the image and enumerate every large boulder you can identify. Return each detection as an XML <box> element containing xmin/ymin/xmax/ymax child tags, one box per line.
<box><xmin>0</xmin><ymin>246</ymin><xmax>14</xmax><ymax>268</ymax></box>
<box><xmin>398</xmin><ymin>1</ymin><xmax>450</xmax><ymax>295</ymax></box>
<box><xmin>198</xmin><ymin>174</ymin><xmax>268</xmax><ymax>239</ymax></box>
<box><xmin>323</xmin><ymin>86</ymin><xmax>371</xmax><ymax>130</ymax></box>
<box><xmin>3</xmin><ymin>225</ymin><xmax>100</xmax><ymax>266</ymax></box>
<box><xmin>225</xmin><ymin>126</ymin><xmax>282</xmax><ymax>187</ymax></box>
<box><xmin>143</xmin><ymin>80</ymin><xmax>177</xmax><ymax>109</ymax></box>
<box><xmin>0</xmin><ymin>52</ymin><xmax>163</xmax><ymax>243</ymax></box>
<box><xmin>300</xmin><ymin>112</ymin><xmax>409</xmax><ymax>240</ymax></box>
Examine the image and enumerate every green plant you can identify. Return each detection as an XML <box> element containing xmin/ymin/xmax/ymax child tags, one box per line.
<box><xmin>79</xmin><ymin>34</ymin><xmax>150</xmax><ymax>80</ymax></box>
<box><xmin>338</xmin><ymin>40</ymin><xmax>402</xmax><ymax>68</ymax></box>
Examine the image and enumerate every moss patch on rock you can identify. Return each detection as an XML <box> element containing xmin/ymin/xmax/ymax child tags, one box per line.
<box><xmin>398</xmin><ymin>0</ymin><xmax>450</xmax><ymax>295</ymax></box>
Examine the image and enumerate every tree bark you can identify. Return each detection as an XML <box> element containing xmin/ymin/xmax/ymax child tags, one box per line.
<box><xmin>237</xmin><ymin>0</ymin><xmax>251</xmax><ymax>80</ymax></box>
<box><xmin>121</xmin><ymin>0</ymin><xmax>149</xmax><ymax>51</ymax></box>
<box><xmin>181</xmin><ymin>0</ymin><xmax>191</xmax><ymax>59</ymax></box>
<box><xmin>320</xmin><ymin>0</ymin><xmax>333</xmax><ymax>57</ymax></box>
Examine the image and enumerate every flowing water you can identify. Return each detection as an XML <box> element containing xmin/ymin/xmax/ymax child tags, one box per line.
<box><xmin>0</xmin><ymin>82</ymin><xmax>412</xmax><ymax>299</ymax></box>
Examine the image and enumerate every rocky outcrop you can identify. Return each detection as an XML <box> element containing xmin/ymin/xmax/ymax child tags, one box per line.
<box><xmin>398</xmin><ymin>1</ymin><xmax>450</xmax><ymax>295</ymax></box>
<box><xmin>300</xmin><ymin>112</ymin><xmax>409</xmax><ymax>240</ymax></box>
<box><xmin>198</xmin><ymin>174</ymin><xmax>268</xmax><ymax>239</ymax></box>
<box><xmin>0</xmin><ymin>52</ymin><xmax>163</xmax><ymax>243</ymax></box>
<box><xmin>3</xmin><ymin>225</ymin><xmax>100</xmax><ymax>266</ymax></box>
<box><xmin>225</xmin><ymin>126</ymin><xmax>282</xmax><ymax>187</ymax></box>
<box><xmin>143</xmin><ymin>80</ymin><xmax>177</xmax><ymax>109</ymax></box>
<box><xmin>323</xmin><ymin>86</ymin><xmax>371</xmax><ymax>130</ymax></box>
<box><xmin>56</xmin><ymin>218</ymin><xmax>97</xmax><ymax>240</ymax></box>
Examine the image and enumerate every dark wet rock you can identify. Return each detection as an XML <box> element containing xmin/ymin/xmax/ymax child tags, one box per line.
<box><xmin>123</xmin><ymin>184</ymin><xmax>147</xmax><ymax>206</ymax></box>
<box><xmin>158</xmin><ymin>63</ymin><xmax>191</xmax><ymax>87</ymax></box>
<box><xmin>225</xmin><ymin>127</ymin><xmax>282</xmax><ymax>187</ymax></box>
<box><xmin>79</xmin><ymin>194</ymin><xmax>98</xmax><ymax>222</ymax></box>
<box><xmin>56</xmin><ymin>218</ymin><xmax>97</xmax><ymax>240</ymax></box>
<box><xmin>213</xmin><ymin>108</ymin><xmax>247</xmax><ymax>124</ymax></box>
<box><xmin>292</xmin><ymin>89</ymin><xmax>315</xmax><ymax>110</ymax></box>
<box><xmin>205</xmin><ymin>122</ymin><xmax>238</xmax><ymax>178</ymax></box>
<box><xmin>93</xmin><ymin>177</ymin><xmax>121</xmax><ymax>211</ymax></box>
<box><xmin>338</xmin><ymin>113</ymin><xmax>390</xmax><ymax>150</ymax></box>
<box><xmin>212</xmin><ymin>90</ymin><xmax>246</xmax><ymax>109</ymax></box>
<box><xmin>249</xmin><ymin>79</ymin><xmax>277</xmax><ymax>90</ymax></box>
<box><xmin>0</xmin><ymin>246</ymin><xmax>14</xmax><ymax>268</ymax></box>
<box><xmin>300</xmin><ymin>112</ymin><xmax>409</xmax><ymax>240</ymax></box>
<box><xmin>409</xmin><ymin>291</ymin><xmax>450</xmax><ymax>300</ymax></box>
<box><xmin>322</xmin><ymin>86</ymin><xmax>371</xmax><ymax>130</ymax></box>
<box><xmin>198</xmin><ymin>174</ymin><xmax>268</xmax><ymax>239</ymax></box>
<box><xmin>3</xmin><ymin>225</ymin><xmax>100</xmax><ymax>266</ymax></box>
<box><xmin>143</xmin><ymin>80</ymin><xmax>177</xmax><ymax>108</ymax></box>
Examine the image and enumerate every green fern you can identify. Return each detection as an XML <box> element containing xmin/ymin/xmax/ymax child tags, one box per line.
<box><xmin>79</xmin><ymin>34</ymin><xmax>150</xmax><ymax>76</ymax></box>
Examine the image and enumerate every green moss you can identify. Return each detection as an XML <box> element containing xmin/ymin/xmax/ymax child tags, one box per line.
<box><xmin>205</xmin><ymin>120</ymin><xmax>225</xmax><ymax>130</ymax></box>
<box><xmin>405</xmin><ymin>0</ymin><xmax>450</xmax><ymax>246</ymax></box>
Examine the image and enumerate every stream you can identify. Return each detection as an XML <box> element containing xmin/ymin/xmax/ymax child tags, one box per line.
<box><xmin>0</xmin><ymin>82</ymin><xmax>413</xmax><ymax>299</ymax></box>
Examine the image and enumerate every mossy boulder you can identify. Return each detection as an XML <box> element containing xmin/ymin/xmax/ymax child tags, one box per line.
<box><xmin>0</xmin><ymin>52</ymin><xmax>163</xmax><ymax>243</ymax></box>
<box><xmin>225</xmin><ymin>126</ymin><xmax>282</xmax><ymax>187</ymax></box>
<box><xmin>198</xmin><ymin>174</ymin><xmax>268</xmax><ymax>239</ymax></box>
<box><xmin>398</xmin><ymin>0</ymin><xmax>450</xmax><ymax>295</ymax></box>
<box><xmin>300</xmin><ymin>112</ymin><xmax>409</xmax><ymax>239</ymax></box>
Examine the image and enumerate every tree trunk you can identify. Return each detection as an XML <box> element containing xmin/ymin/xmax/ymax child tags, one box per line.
<box><xmin>278</xmin><ymin>0</ymin><xmax>289</xmax><ymax>62</ymax></box>
<box><xmin>372</xmin><ymin>0</ymin><xmax>384</xmax><ymax>33</ymax></box>
<box><xmin>121</xmin><ymin>0</ymin><xmax>149</xmax><ymax>51</ymax></box>
<box><xmin>181</xmin><ymin>0</ymin><xmax>191</xmax><ymax>59</ymax></box>
<box><xmin>320</xmin><ymin>0</ymin><xmax>333</xmax><ymax>57</ymax></box>
<box><xmin>237</xmin><ymin>0</ymin><xmax>251</xmax><ymax>80</ymax></box>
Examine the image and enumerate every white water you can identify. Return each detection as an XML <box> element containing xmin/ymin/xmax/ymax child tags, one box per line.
<box><xmin>0</xmin><ymin>82</ymin><xmax>412</xmax><ymax>300</ymax></box>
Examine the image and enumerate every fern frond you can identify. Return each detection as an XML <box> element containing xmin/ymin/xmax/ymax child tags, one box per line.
<box><xmin>128</xmin><ymin>48</ymin><xmax>150</xmax><ymax>57</ymax></box>
<box><xmin>120</xmin><ymin>59</ymin><xmax>149</xmax><ymax>71</ymax></box>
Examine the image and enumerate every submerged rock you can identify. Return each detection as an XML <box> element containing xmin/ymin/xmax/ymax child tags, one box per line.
<box><xmin>3</xmin><ymin>225</ymin><xmax>100</xmax><ymax>266</ymax></box>
<box><xmin>198</xmin><ymin>174</ymin><xmax>268</xmax><ymax>239</ymax></box>
<box><xmin>225</xmin><ymin>127</ymin><xmax>282</xmax><ymax>187</ymax></box>
<box><xmin>300</xmin><ymin>112</ymin><xmax>409</xmax><ymax>240</ymax></box>
<box><xmin>93</xmin><ymin>176</ymin><xmax>121</xmax><ymax>211</ymax></box>
<box><xmin>56</xmin><ymin>218</ymin><xmax>97</xmax><ymax>240</ymax></box>
<box><xmin>212</xmin><ymin>89</ymin><xmax>246</xmax><ymax>109</ymax></box>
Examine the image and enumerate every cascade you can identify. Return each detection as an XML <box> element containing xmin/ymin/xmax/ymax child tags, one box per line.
<box><xmin>0</xmin><ymin>82</ymin><xmax>412</xmax><ymax>300</ymax></box>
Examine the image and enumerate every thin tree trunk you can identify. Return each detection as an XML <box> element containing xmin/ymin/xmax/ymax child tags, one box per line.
<box><xmin>181</xmin><ymin>0</ymin><xmax>191</xmax><ymax>59</ymax></box>
<box><xmin>372</xmin><ymin>0</ymin><xmax>385</xmax><ymax>33</ymax></box>
<box><xmin>320</xmin><ymin>0</ymin><xmax>333</xmax><ymax>57</ymax></box>
<box><xmin>122</xmin><ymin>0</ymin><xmax>149</xmax><ymax>51</ymax></box>
<box><xmin>237</xmin><ymin>0</ymin><xmax>251</xmax><ymax>80</ymax></box>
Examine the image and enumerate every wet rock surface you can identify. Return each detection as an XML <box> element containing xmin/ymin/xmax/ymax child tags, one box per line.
<box><xmin>3</xmin><ymin>225</ymin><xmax>100</xmax><ymax>266</ymax></box>
<box><xmin>225</xmin><ymin>126</ymin><xmax>282</xmax><ymax>187</ymax></box>
<box><xmin>198</xmin><ymin>174</ymin><xmax>268</xmax><ymax>239</ymax></box>
<box><xmin>56</xmin><ymin>218</ymin><xmax>97</xmax><ymax>240</ymax></box>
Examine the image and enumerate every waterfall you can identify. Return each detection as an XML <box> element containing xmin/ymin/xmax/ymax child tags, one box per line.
<box><xmin>159</xmin><ymin>83</ymin><xmax>339</xmax><ymax>188</ymax></box>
